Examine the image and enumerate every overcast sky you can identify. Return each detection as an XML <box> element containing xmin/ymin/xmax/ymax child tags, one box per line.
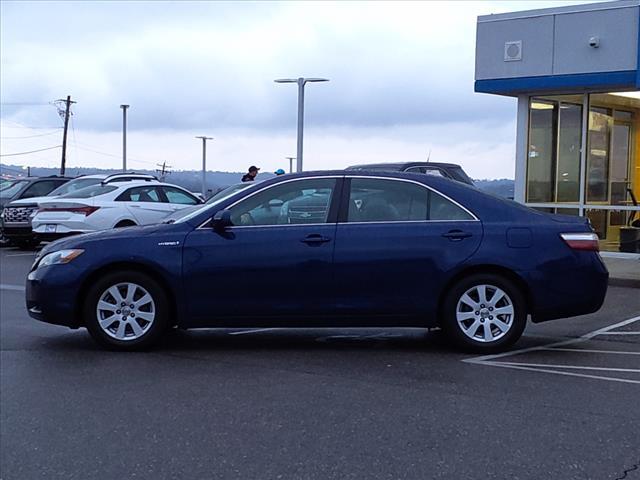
<box><xmin>1</xmin><ymin>0</ymin><xmax>594</xmax><ymax>179</ymax></box>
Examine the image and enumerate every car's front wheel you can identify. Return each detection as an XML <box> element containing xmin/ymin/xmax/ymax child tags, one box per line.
<box><xmin>441</xmin><ymin>273</ymin><xmax>526</xmax><ymax>353</ymax></box>
<box><xmin>84</xmin><ymin>271</ymin><xmax>169</xmax><ymax>350</ymax></box>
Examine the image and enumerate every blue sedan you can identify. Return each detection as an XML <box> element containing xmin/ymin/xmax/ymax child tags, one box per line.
<box><xmin>25</xmin><ymin>171</ymin><xmax>608</xmax><ymax>352</ymax></box>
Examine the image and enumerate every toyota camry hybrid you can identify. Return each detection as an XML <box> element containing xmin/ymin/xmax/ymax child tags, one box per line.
<box><xmin>26</xmin><ymin>171</ymin><xmax>608</xmax><ymax>352</ymax></box>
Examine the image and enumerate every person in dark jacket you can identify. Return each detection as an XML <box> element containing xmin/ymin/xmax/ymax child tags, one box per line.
<box><xmin>241</xmin><ymin>166</ymin><xmax>260</xmax><ymax>182</ymax></box>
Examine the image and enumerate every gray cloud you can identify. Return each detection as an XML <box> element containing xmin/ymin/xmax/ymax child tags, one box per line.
<box><xmin>1</xmin><ymin>1</ymin><xmax>568</xmax><ymax>133</ymax></box>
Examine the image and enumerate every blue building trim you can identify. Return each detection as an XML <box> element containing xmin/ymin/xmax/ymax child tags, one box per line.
<box><xmin>475</xmin><ymin>70</ymin><xmax>637</xmax><ymax>95</ymax></box>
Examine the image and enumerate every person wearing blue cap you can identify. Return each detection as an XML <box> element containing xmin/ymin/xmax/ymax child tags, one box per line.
<box><xmin>274</xmin><ymin>169</ymin><xmax>286</xmax><ymax>176</ymax></box>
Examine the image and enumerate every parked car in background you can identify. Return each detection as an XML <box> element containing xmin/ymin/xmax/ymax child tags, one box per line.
<box><xmin>1</xmin><ymin>173</ymin><xmax>157</xmax><ymax>248</ymax></box>
<box><xmin>0</xmin><ymin>176</ymin><xmax>72</xmax><ymax>246</ymax></box>
<box><xmin>32</xmin><ymin>180</ymin><xmax>203</xmax><ymax>241</ymax></box>
<box><xmin>346</xmin><ymin>162</ymin><xmax>475</xmax><ymax>186</ymax></box>
<box><xmin>26</xmin><ymin>171</ymin><xmax>607</xmax><ymax>352</ymax></box>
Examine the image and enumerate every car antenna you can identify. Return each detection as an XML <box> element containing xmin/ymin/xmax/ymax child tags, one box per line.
<box><xmin>426</xmin><ymin>149</ymin><xmax>431</xmax><ymax>163</ymax></box>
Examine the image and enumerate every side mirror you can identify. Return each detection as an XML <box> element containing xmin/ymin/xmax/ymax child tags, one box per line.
<box><xmin>212</xmin><ymin>210</ymin><xmax>232</xmax><ymax>231</ymax></box>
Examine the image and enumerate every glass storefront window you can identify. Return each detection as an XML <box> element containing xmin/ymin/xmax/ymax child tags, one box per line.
<box><xmin>526</xmin><ymin>95</ymin><xmax>582</xmax><ymax>203</ymax></box>
<box><xmin>526</xmin><ymin>100</ymin><xmax>555</xmax><ymax>203</ymax></box>
<box><xmin>586</xmin><ymin>107</ymin><xmax>612</xmax><ymax>203</ymax></box>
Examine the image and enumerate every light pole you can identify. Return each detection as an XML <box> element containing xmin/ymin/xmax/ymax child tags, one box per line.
<box><xmin>274</xmin><ymin>77</ymin><xmax>328</xmax><ymax>172</ymax></box>
<box><xmin>120</xmin><ymin>104</ymin><xmax>129</xmax><ymax>172</ymax></box>
<box><xmin>285</xmin><ymin>156</ymin><xmax>295</xmax><ymax>174</ymax></box>
<box><xmin>196</xmin><ymin>136</ymin><xmax>213</xmax><ymax>196</ymax></box>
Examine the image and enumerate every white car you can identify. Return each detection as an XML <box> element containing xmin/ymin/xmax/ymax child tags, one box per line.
<box><xmin>32</xmin><ymin>180</ymin><xmax>202</xmax><ymax>241</ymax></box>
<box><xmin>1</xmin><ymin>173</ymin><xmax>158</xmax><ymax>247</ymax></box>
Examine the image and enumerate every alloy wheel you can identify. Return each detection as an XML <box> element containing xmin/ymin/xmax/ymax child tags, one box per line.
<box><xmin>455</xmin><ymin>284</ymin><xmax>515</xmax><ymax>343</ymax></box>
<box><xmin>96</xmin><ymin>282</ymin><xmax>156</xmax><ymax>341</ymax></box>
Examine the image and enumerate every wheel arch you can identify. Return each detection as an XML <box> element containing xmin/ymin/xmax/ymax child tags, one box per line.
<box><xmin>75</xmin><ymin>261</ymin><xmax>178</xmax><ymax>327</ymax></box>
<box><xmin>436</xmin><ymin>264</ymin><xmax>532</xmax><ymax>325</ymax></box>
<box><xmin>114</xmin><ymin>219</ymin><xmax>138</xmax><ymax>228</ymax></box>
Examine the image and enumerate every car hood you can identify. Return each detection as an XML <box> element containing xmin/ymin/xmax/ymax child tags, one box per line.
<box><xmin>39</xmin><ymin>223</ymin><xmax>184</xmax><ymax>255</ymax></box>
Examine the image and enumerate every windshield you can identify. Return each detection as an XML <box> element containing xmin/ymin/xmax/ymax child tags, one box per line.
<box><xmin>59</xmin><ymin>184</ymin><xmax>118</xmax><ymax>199</ymax></box>
<box><xmin>174</xmin><ymin>183</ymin><xmax>255</xmax><ymax>224</ymax></box>
<box><xmin>205</xmin><ymin>183</ymin><xmax>252</xmax><ymax>204</ymax></box>
<box><xmin>49</xmin><ymin>177</ymin><xmax>102</xmax><ymax>196</ymax></box>
<box><xmin>0</xmin><ymin>180</ymin><xmax>29</xmax><ymax>198</ymax></box>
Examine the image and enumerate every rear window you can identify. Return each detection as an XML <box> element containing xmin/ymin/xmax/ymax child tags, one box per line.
<box><xmin>60</xmin><ymin>185</ymin><xmax>118</xmax><ymax>198</ymax></box>
<box><xmin>49</xmin><ymin>178</ymin><xmax>102</xmax><ymax>196</ymax></box>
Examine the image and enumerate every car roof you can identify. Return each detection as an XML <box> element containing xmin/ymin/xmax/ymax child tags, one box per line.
<box><xmin>347</xmin><ymin>162</ymin><xmax>463</xmax><ymax>170</ymax></box>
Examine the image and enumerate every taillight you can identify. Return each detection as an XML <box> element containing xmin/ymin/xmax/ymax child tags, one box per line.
<box><xmin>39</xmin><ymin>206</ymin><xmax>100</xmax><ymax>216</ymax></box>
<box><xmin>560</xmin><ymin>232</ymin><xmax>599</xmax><ymax>251</ymax></box>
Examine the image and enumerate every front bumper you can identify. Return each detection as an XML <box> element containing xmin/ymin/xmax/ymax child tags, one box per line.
<box><xmin>26</xmin><ymin>264</ymin><xmax>84</xmax><ymax>328</ymax></box>
<box><xmin>3</xmin><ymin>223</ymin><xmax>35</xmax><ymax>241</ymax></box>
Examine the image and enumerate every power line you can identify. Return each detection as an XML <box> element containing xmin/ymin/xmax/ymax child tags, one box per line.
<box><xmin>0</xmin><ymin>130</ymin><xmax>61</xmax><ymax>139</ymax></box>
<box><xmin>0</xmin><ymin>102</ymin><xmax>51</xmax><ymax>106</ymax></box>
<box><xmin>73</xmin><ymin>143</ymin><xmax>157</xmax><ymax>166</ymax></box>
<box><xmin>70</xmin><ymin>115</ymin><xmax>79</xmax><ymax>164</ymax></box>
<box><xmin>0</xmin><ymin>119</ymin><xmax>63</xmax><ymax>130</ymax></box>
<box><xmin>0</xmin><ymin>145</ymin><xmax>62</xmax><ymax>157</ymax></box>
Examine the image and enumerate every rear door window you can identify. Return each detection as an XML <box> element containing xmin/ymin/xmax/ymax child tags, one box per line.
<box><xmin>346</xmin><ymin>178</ymin><xmax>474</xmax><ymax>222</ymax></box>
<box><xmin>116</xmin><ymin>186</ymin><xmax>163</xmax><ymax>202</ymax></box>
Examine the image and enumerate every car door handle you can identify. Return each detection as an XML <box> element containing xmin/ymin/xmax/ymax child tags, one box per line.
<box><xmin>301</xmin><ymin>234</ymin><xmax>331</xmax><ymax>245</ymax></box>
<box><xmin>442</xmin><ymin>230</ymin><xmax>472</xmax><ymax>241</ymax></box>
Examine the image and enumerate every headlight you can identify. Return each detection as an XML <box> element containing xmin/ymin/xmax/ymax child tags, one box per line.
<box><xmin>36</xmin><ymin>249</ymin><xmax>84</xmax><ymax>268</ymax></box>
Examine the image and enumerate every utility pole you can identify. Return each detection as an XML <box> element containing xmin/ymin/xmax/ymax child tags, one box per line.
<box><xmin>120</xmin><ymin>104</ymin><xmax>129</xmax><ymax>172</ymax></box>
<box><xmin>156</xmin><ymin>161</ymin><xmax>172</xmax><ymax>181</ymax></box>
<box><xmin>57</xmin><ymin>95</ymin><xmax>75</xmax><ymax>176</ymax></box>
<box><xmin>285</xmin><ymin>156</ymin><xmax>295</xmax><ymax>174</ymax></box>
<box><xmin>195</xmin><ymin>136</ymin><xmax>213</xmax><ymax>195</ymax></box>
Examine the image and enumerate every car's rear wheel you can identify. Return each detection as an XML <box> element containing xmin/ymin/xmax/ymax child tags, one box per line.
<box><xmin>84</xmin><ymin>271</ymin><xmax>169</xmax><ymax>350</ymax></box>
<box><xmin>441</xmin><ymin>273</ymin><xmax>526</xmax><ymax>353</ymax></box>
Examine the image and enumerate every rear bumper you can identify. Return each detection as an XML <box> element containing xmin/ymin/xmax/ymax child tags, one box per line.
<box><xmin>526</xmin><ymin>253</ymin><xmax>609</xmax><ymax>323</ymax></box>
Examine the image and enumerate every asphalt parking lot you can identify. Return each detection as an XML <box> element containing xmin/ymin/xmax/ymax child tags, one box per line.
<box><xmin>1</xmin><ymin>247</ymin><xmax>639</xmax><ymax>480</ymax></box>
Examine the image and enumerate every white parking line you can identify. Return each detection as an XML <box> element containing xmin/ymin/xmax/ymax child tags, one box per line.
<box><xmin>228</xmin><ymin>328</ymin><xmax>278</xmax><ymax>336</ymax></box>
<box><xmin>544</xmin><ymin>347</ymin><xmax>640</xmax><ymax>355</ymax></box>
<box><xmin>494</xmin><ymin>361</ymin><xmax>640</xmax><ymax>373</ymax></box>
<box><xmin>481</xmin><ymin>361</ymin><xmax>640</xmax><ymax>385</ymax></box>
<box><xmin>597</xmin><ymin>332</ymin><xmax>640</xmax><ymax>335</ymax></box>
<box><xmin>0</xmin><ymin>284</ymin><xmax>26</xmax><ymax>292</ymax></box>
<box><xmin>464</xmin><ymin>315</ymin><xmax>640</xmax><ymax>385</ymax></box>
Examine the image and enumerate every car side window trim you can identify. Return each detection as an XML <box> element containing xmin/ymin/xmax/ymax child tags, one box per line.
<box><xmin>196</xmin><ymin>176</ymin><xmax>344</xmax><ymax>229</ymax></box>
<box><xmin>339</xmin><ymin>175</ymin><xmax>479</xmax><ymax>223</ymax></box>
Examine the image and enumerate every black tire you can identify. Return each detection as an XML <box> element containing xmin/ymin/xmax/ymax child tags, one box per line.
<box><xmin>441</xmin><ymin>273</ymin><xmax>526</xmax><ymax>353</ymax></box>
<box><xmin>114</xmin><ymin>220</ymin><xmax>136</xmax><ymax>228</ymax></box>
<box><xmin>83</xmin><ymin>270</ymin><xmax>170</xmax><ymax>351</ymax></box>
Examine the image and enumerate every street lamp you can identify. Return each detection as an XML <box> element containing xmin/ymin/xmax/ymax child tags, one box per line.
<box><xmin>120</xmin><ymin>104</ymin><xmax>129</xmax><ymax>172</ymax></box>
<box><xmin>285</xmin><ymin>156</ymin><xmax>295</xmax><ymax>174</ymax></box>
<box><xmin>274</xmin><ymin>77</ymin><xmax>329</xmax><ymax>172</ymax></box>
<box><xmin>196</xmin><ymin>136</ymin><xmax>213</xmax><ymax>196</ymax></box>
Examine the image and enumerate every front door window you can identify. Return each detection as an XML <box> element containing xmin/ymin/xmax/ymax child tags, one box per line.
<box><xmin>228</xmin><ymin>178</ymin><xmax>336</xmax><ymax>226</ymax></box>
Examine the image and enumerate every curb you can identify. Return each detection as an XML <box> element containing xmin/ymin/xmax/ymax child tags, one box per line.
<box><xmin>609</xmin><ymin>277</ymin><xmax>640</xmax><ymax>289</ymax></box>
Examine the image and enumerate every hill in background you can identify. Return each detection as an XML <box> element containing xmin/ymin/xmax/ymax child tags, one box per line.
<box><xmin>1</xmin><ymin>164</ymin><xmax>515</xmax><ymax>198</ymax></box>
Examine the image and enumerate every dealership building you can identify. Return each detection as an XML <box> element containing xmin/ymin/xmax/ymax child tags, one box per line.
<box><xmin>475</xmin><ymin>0</ymin><xmax>640</xmax><ymax>254</ymax></box>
